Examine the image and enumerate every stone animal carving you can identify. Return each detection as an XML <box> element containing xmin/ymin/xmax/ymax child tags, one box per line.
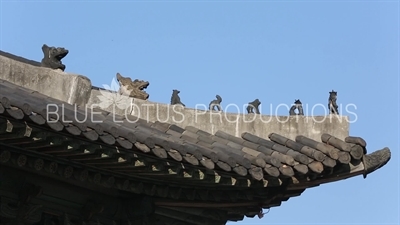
<box><xmin>170</xmin><ymin>89</ymin><xmax>185</xmax><ymax>106</ymax></box>
<box><xmin>328</xmin><ymin>90</ymin><xmax>339</xmax><ymax>115</ymax></box>
<box><xmin>209</xmin><ymin>95</ymin><xmax>222</xmax><ymax>111</ymax></box>
<box><xmin>41</xmin><ymin>44</ymin><xmax>69</xmax><ymax>71</ymax></box>
<box><xmin>289</xmin><ymin>99</ymin><xmax>304</xmax><ymax>116</ymax></box>
<box><xmin>246</xmin><ymin>99</ymin><xmax>261</xmax><ymax>114</ymax></box>
<box><xmin>116</xmin><ymin>73</ymin><xmax>150</xmax><ymax>100</ymax></box>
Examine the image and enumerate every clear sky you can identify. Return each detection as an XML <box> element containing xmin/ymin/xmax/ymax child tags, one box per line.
<box><xmin>1</xmin><ymin>0</ymin><xmax>398</xmax><ymax>224</ymax></box>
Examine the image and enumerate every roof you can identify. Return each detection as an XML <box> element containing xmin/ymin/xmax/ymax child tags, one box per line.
<box><xmin>0</xmin><ymin>78</ymin><xmax>391</xmax><ymax>224</ymax></box>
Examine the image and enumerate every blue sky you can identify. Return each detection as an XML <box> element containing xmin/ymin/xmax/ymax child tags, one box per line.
<box><xmin>1</xmin><ymin>0</ymin><xmax>398</xmax><ymax>224</ymax></box>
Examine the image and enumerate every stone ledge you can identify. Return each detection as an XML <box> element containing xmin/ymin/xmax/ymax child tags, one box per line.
<box><xmin>87</xmin><ymin>90</ymin><xmax>349</xmax><ymax>141</ymax></box>
<box><xmin>0</xmin><ymin>54</ymin><xmax>92</xmax><ymax>106</ymax></box>
<box><xmin>0</xmin><ymin>50</ymin><xmax>350</xmax><ymax>142</ymax></box>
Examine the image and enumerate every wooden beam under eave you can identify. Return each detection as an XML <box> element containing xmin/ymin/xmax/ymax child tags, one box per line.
<box><xmin>130</xmin><ymin>181</ymin><xmax>144</xmax><ymax>194</ymax></box>
<box><xmin>0</xmin><ymin>158</ymin><xmax>126</xmax><ymax>198</ymax></box>
<box><xmin>153</xmin><ymin>214</ymin><xmax>195</xmax><ymax>225</ymax></box>
<box><xmin>113</xmin><ymin>161</ymin><xmax>180</xmax><ymax>174</ymax></box>
<box><xmin>154</xmin><ymin>200</ymin><xmax>263</xmax><ymax>208</ymax></box>
<box><xmin>160</xmin><ymin>206</ymin><xmax>228</xmax><ymax>223</ymax></box>
<box><xmin>84</xmin><ymin>156</ymin><xmax>131</xmax><ymax>166</ymax></box>
<box><xmin>142</xmin><ymin>174</ymin><xmax>237</xmax><ymax>188</ymax></box>
<box><xmin>155</xmin><ymin>207</ymin><xmax>226</xmax><ymax>225</ymax></box>
<box><xmin>286</xmin><ymin>160</ymin><xmax>365</xmax><ymax>190</ymax></box>
<box><xmin>282</xmin><ymin>190</ymin><xmax>304</xmax><ymax>199</ymax></box>
<box><xmin>262</xmin><ymin>177</ymin><xmax>283</xmax><ymax>187</ymax></box>
<box><xmin>182</xmin><ymin>169</ymin><xmax>204</xmax><ymax>179</ymax></box>
<box><xmin>196</xmin><ymin>189</ymin><xmax>210</xmax><ymax>201</ymax></box>
<box><xmin>115</xmin><ymin>178</ymin><xmax>130</xmax><ymax>191</ymax></box>
<box><xmin>29</xmin><ymin>140</ymin><xmax>82</xmax><ymax>154</ymax></box>
<box><xmin>143</xmin><ymin>184</ymin><xmax>158</xmax><ymax>196</ymax></box>
<box><xmin>0</xmin><ymin>129</ymin><xmax>47</xmax><ymax>145</ymax></box>
<box><xmin>66</xmin><ymin>152</ymin><xmax>111</xmax><ymax>162</ymax></box>
<box><xmin>0</xmin><ymin>119</ymin><xmax>33</xmax><ymax>140</ymax></box>
<box><xmin>0</xmin><ymin>136</ymin><xmax>34</xmax><ymax>145</ymax></box>
<box><xmin>168</xmin><ymin>187</ymin><xmax>182</xmax><ymax>199</ymax></box>
<box><xmin>12</xmin><ymin>134</ymin><xmax>66</xmax><ymax>149</ymax></box>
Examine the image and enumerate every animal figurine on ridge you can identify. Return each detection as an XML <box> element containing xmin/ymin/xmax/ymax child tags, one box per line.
<box><xmin>328</xmin><ymin>90</ymin><xmax>339</xmax><ymax>115</ymax></box>
<box><xmin>116</xmin><ymin>73</ymin><xmax>150</xmax><ymax>100</ymax></box>
<box><xmin>246</xmin><ymin>99</ymin><xmax>261</xmax><ymax>114</ymax></box>
<box><xmin>40</xmin><ymin>44</ymin><xmax>69</xmax><ymax>71</ymax></box>
<box><xmin>171</xmin><ymin>89</ymin><xmax>185</xmax><ymax>106</ymax></box>
<box><xmin>289</xmin><ymin>99</ymin><xmax>304</xmax><ymax>116</ymax></box>
<box><xmin>209</xmin><ymin>95</ymin><xmax>222</xmax><ymax>111</ymax></box>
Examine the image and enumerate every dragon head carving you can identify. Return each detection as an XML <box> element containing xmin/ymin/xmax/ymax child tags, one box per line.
<box><xmin>40</xmin><ymin>44</ymin><xmax>69</xmax><ymax>71</ymax></box>
<box><xmin>116</xmin><ymin>73</ymin><xmax>150</xmax><ymax>100</ymax></box>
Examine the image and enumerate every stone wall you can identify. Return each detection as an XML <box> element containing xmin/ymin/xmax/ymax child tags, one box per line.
<box><xmin>0</xmin><ymin>53</ymin><xmax>92</xmax><ymax>106</ymax></box>
<box><xmin>0</xmin><ymin>52</ymin><xmax>350</xmax><ymax>142</ymax></box>
<box><xmin>87</xmin><ymin>89</ymin><xmax>349</xmax><ymax>141</ymax></box>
